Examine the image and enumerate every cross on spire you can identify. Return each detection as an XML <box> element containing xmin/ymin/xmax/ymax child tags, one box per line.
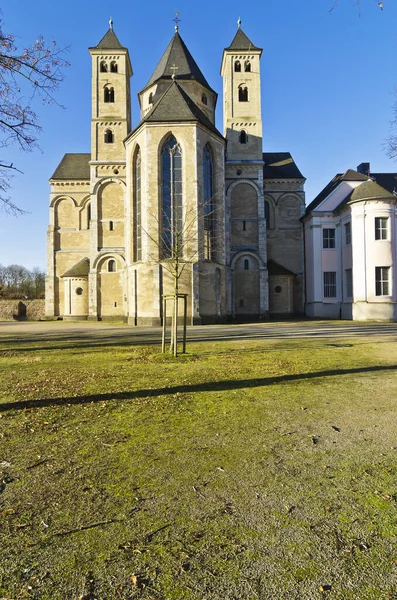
<box><xmin>170</xmin><ymin>63</ymin><xmax>178</xmax><ymax>80</ymax></box>
<box><xmin>173</xmin><ymin>11</ymin><xmax>181</xmax><ymax>32</ymax></box>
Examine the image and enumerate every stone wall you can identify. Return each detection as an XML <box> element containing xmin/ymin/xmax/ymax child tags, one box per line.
<box><xmin>0</xmin><ymin>299</ymin><xmax>46</xmax><ymax>321</ymax></box>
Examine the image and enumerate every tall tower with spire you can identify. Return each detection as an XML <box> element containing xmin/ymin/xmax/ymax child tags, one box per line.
<box><xmin>221</xmin><ymin>22</ymin><xmax>268</xmax><ymax>319</ymax></box>
<box><xmin>88</xmin><ymin>22</ymin><xmax>133</xmax><ymax>161</ymax></box>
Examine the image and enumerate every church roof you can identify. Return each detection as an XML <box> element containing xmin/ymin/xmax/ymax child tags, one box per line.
<box><xmin>61</xmin><ymin>258</ymin><xmax>90</xmax><ymax>278</ymax></box>
<box><xmin>224</xmin><ymin>27</ymin><xmax>261</xmax><ymax>52</ymax></box>
<box><xmin>93</xmin><ymin>27</ymin><xmax>127</xmax><ymax>50</ymax></box>
<box><xmin>143</xmin><ymin>32</ymin><xmax>214</xmax><ymax>93</ymax></box>
<box><xmin>130</xmin><ymin>81</ymin><xmax>223</xmax><ymax>139</ymax></box>
<box><xmin>267</xmin><ymin>259</ymin><xmax>296</xmax><ymax>276</ymax></box>
<box><xmin>50</xmin><ymin>154</ymin><xmax>91</xmax><ymax>180</ymax></box>
<box><xmin>263</xmin><ymin>153</ymin><xmax>304</xmax><ymax>180</ymax></box>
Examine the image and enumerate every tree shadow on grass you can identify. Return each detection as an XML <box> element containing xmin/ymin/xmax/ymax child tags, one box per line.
<box><xmin>1</xmin><ymin>364</ymin><xmax>397</xmax><ymax>413</ymax></box>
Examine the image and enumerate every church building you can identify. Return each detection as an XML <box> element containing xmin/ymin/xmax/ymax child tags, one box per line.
<box><xmin>46</xmin><ymin>20</ymin><xmax>305</xmax><ymax>324</ymax></box>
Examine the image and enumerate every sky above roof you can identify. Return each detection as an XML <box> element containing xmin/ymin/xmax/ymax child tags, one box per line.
<box><xmin>1</xmin><ymin>0</ymin><xmax>396</xmax><ymax>269</ymax></box>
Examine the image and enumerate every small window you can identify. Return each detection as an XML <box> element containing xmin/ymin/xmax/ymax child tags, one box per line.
<box><xmin>239</xmin><ymin>298</ymin><xmax>244</xmax><ymax>307</ymax></box>
<box><xmin>375</xmin><ymin>266</ymin><xmax>390</xmax><ymax>296</ymax></box>
<box><xmin>265</xmin><ymin>201</ymin><xmax>270</xmax><ymax>229</ymax></box>
<box><xmin>323</xmin><ymin>272</ymin><xmax>337</xmax><ymax>298</ymax></box>
<box><xmin>108</xmin><ymin>259</ymin><xmax>116</xmax><ymax>272</ymax></box>
<box><xmin>275</xmin><ymin>286</ymin><xmax>282</xmax><ymax>294</ymax></box>
<box><xmin>242</xmin><ymin>220</ymin><xmax>246</xmax><ymax>231</ymax></box>
<box><xmin>375</xmin><ymin>217</ymin><xmax>388</xmax><ymax>240</ymax></box>
<box><xmin>239</xmin><ymin>130</ymin><xmax>248</xmax><ymax>144</ymax></box>
<box><xmin>201</xmin><ymin>94</ymin><xmax>207</xmax><ymax>105</ymax></box>
<box><xmin>345</xmin><ymin>269</ymin><xmax>353</xmax><ymax>298</ymax></box>
<box><xmin>114</xmin><ymin>301</ymin><xmax>118</xmax><ymax>308</ymax></box>
<box><xmin>110</xmin><ymin>61</ymin><xmax>118</xmax><ymax>73</ymax></box>
<box><xmin>323</xmin><ymin>228</ymin><xmax>335</xmax><ymax>249</ymax></box>
<box><xmin>100</xmin><ymin>61</ymin><xmax>107</xmax><ymax>73</ymax></box>
<box><xmin>109</xmin><ymin>221</ymin><xmax>114</xmax><ymax>231</ymax></box>
<box><xmin>238</xmin><ymin>86</ymin><xmax>248</xmax><ymax>102</ymax></box>
<box><xmin>234</xmin><ymin>60</ymin><xmax>241</xmax><ymax>72</ymax></box>
<box><xmin>87</xmin><ymin>203</ymin><xmax>91</xmax><ymax>229</ymax></box>
<box><xmin>344</xmin><ymin>222</ymin><xmax>351</xmax><ymax>245</ymax></box>
<box><xmin>104</xmin><ymin>129</ymin><xmax>114</xmax><ymax>144</ymax></box>
<box><xmin>104</xmin><ymin>86</ymin><xmax>115</xmax><ymax>103</ymax></box>
<box><xmin>148</xmin><ymin>92</ymin><xmax>153</xmax><ymax>104</ymax></box>
<box><xmin>244</xmin><ymin>259</ymin><xmax>249</xmax><ymax>271</ymax></box>
<box><xmin>244</xmin><ymin>61</ymin><xmax>251</xmax><ymax>72</ymax></box>
<box><xmin>75</xmin><ymin>287</ymin><xmax>83</xmax><ymax>296</ymax></box>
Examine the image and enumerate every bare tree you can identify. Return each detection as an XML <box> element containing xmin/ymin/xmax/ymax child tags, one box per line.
<box><xmin>329</xmin><ymin>0</ymin><xmax>384</xmax><ymax>12</ymax></box>
<box><xmin>0</xmin><ymin>16</ymin><xmax>69</xmax><ymax>213</ymax></box>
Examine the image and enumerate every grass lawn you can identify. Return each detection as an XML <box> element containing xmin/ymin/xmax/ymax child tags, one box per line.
<box><xmin>0</xmin><ymin>327</ymin><xmax>397</xmax><ymax>599</ymax></box>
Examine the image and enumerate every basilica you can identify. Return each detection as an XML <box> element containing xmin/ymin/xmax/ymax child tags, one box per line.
<box><xmin>46</xmin><ymin>21</ymin><xmax>305</xmax><ymax>324</ymax></box>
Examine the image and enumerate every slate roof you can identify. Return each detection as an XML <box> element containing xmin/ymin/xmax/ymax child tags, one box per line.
<box><xmin>263</xmin><ymin>153</ymin><xmax>304</xmax><ymax>180</ymax></box>
<box><xmin>61</xmin><ymin>258</ymin><xmax>90</xmax><ymax>278</ymax></box>
<box><xmin>93</xmin><ymin>27</ymin><xmax>127</xmax><ymax>50</ymax></box>
<box><xmin>267</xmin><ymin>259</ymin><xmax>296</xmax><ymax>276</ymax></box>
<box><xmin>305</xmin><ymin>169</ymin><xmax>397</xmax><ymax>214</ymax></box>
<box><xmin>224</xmin><ymin>27</ymin><xmax>261</xmax><ymax>52</ymax></box>
<box><xmin>129</xmin><ymin>81</ymin><xmax>223</xmax><ymax>139</ymax></box>
<box><xmin>50</xmin><ymin>154</ymin><xmax>90</xmax><ymax>180</ymax></box>
<box><xmin>144</xmin><ymin>32</ymin><xmax>214</xmax><ymax>93</ymax></box>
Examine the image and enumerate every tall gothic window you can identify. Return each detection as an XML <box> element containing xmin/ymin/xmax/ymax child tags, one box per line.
<box><xmin>161</xmin><ymin>136</ymin><xmax>182</xmax><ymax>259</ymax></box>
<box><xmin>238</xmin><ymin>85</ymin><xmax>248</xmax><ymax>102</ymax></box>
<box><xmin>104</xmin><ymin>86</ymin><xmax>115</xmax><ymax>103</ymax></box>
<box><xmin>203</xmin><ymin>143</ymin><xmax>215</xmax><ymax>261</ymax></box>
<box><xmin>134</xmin><ymin>147</ymin><xmax>142</xmax><ymax>261</ymax></box>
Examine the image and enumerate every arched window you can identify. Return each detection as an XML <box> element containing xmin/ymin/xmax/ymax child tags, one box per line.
<box><xmin>104</xmin><ymin>129</ymin><xmax>114</xmax><ymax>144</ymax></box>
<box><xmin>234</xmin><ymin>60</ymin><xmax>241</xmax><ymax>72</ymax></box>
<box><xmin>201</xmin><ymin>94</ymin><xmax>207</xmax><ymax>105</ymax></box>
<box><xmin>244</xmin><ymin>259</ymin><xmax>250</xmax><ymax>271</ymax></box>
<box><xmin>110</xmin><ymin>61</ymin><xmax>118</xmax><ymax>73</ymax></box>
<box><xmin>265</xmin><ymin>201</ymin><xmax>270</xmax><ymax>229</ymax></box>
<box><xmin>238</xmin><ymin>85</ymin><xmax>248</xmax><ymax>102</ymax></box>
<box><xmin>104</xmin><ymin>86</ymin><xmax>115</xmax><ymax>103</ymax></box>
<box><xmin>134</xmin><ymin>146</ymin><xmax>142</xmax><ymax>261</ymax></box>
<box><xmin>239</xmin><ymin>130</ymin><xmax>248</xmax><ymax>144</ymax></box>
<box><xmin>100</xmin><ymin>61</ymin><xmax>107</xmax><ymax>73</ymax></box>
<box><xmin>161</xmin><ymin>136</ymin><xmax>182</xmax><ymax>259</ymax></box>
<box><xmin>203</xmin><ymin>143</ymin><xmax>215</xmax><ymax>261</ymax></box>
<box><xmin>244</xmin><ymin>61</ymin><xmax>251</xmax><ymax>72</ymax></box>
<box><xmin>148</xmin><ymin>93</ymin><xmax>153</xmax><ymax>104</ymax></box>
<box><xmin>108</xmin><ymin>259</ymin><xmax>116</xmax><ymax>272</ymax></box>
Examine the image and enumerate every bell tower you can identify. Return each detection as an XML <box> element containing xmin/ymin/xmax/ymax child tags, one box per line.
<box><xmin>89</xmin><ymin>21</ymin><xmax>133</xmax><ymax>161</ymax></box>
<box><xmin>221</xmin><ymin>20</ymin><xmax>263</xmax><ymax>162</ymax></box>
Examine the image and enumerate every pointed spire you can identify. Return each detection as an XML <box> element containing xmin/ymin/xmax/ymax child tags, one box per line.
<box><xmin>224</xmin><ymin>25</ymin><xmax>261</xmax><ymax>52</ymax></box>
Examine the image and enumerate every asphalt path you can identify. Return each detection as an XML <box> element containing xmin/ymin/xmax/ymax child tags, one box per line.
<box><xmin>0</xmin><ymin>319</ymin><xmax>397</xmax><ymax>349</ymax></box>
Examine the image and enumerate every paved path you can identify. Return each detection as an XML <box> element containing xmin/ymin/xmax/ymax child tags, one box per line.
<box><xmin>0</xmin><ymin>319</ymin><xmax>396</xmax><ymax>348</ymax></box>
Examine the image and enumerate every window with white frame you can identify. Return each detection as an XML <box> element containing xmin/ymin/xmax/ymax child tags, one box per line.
<box><xmin>345</xmin><ymin>268</ymin><xmax>353</xmax><ymax>298</ymax></box>
<box><xmin>375</xmin><ymin>217</ymin><xmax>388</xmax><ymax>240</ymax></box>
<box><xmin>375</xmin><ymin>266</ymin><xmax>390</xmax><ymax>296</ymax></box>
<box><xmin>323</xmin><ymin>228</ymin><xmax>335</xmax><ymax>249</ymax></box>
<box><xmin>323</xmin><ymin>271</ymin><xmax>337</xmax><ymax>298</ymax></box>
<box><xmin>344</xmin><ymin>222</ymin><xmax>351</xmax><ymax>245</ymax></box>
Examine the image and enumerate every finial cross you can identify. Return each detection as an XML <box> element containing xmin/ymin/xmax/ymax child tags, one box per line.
<box><xmin>170</xmin><ymin>63</ymin><xmax>178</xmax><ymax>80</ymax></box>
<box><xmin>173</xmin><ymin>11</ymin><xmax>181</xmax><ymax>31</ymax></box>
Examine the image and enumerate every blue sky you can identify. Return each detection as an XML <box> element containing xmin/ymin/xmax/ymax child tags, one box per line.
<box><xmin>1</xmin><ymin>0</ymin><xmax>396</xmax><ymax>270</ymax></box>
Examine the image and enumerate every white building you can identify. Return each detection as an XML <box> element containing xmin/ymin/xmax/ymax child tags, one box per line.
<box><xmin>304</xmin><ymin>163</ymin><xmax>397</xmax><ymax>321</ymax></box>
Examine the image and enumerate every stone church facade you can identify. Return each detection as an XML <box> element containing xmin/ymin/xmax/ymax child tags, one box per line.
<box><xmin>46</xmin><ymin>22</ymin><xmax>305</xmax><ymax>324</ymax></box>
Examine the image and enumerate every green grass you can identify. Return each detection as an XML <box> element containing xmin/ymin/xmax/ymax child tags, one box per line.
<box><xmin>0</xmin><ymin>330</ymin><xmax>397</xmax><ymax>599</ymax></box>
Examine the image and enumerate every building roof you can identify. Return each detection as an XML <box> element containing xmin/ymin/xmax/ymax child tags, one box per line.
<box><xmin>61</xmin><ymin>258</ymin><xmax>90</xmax><ymax>278</ymax></box>
<box><xmin>305</xmin><ymin>168</ymin><xmax>397</xmax><ymax>214</ymax></box>
<box><xmin>349</xmin><ymin>179</ymin><xmax>395</xmax><ymax>202</ymax></box>
<box><xmin>129</xmin><ymin>81</ymin><xmax>223</xmax><ymax>139</ymax></box>
<box><xmin>93</xmin><ymin>27</ymin><xmax>127</xmax><ymax>50</ymax></box>
<box><xmin>224</xmin><ymin>27</ymin><xmax>261</xmax><ymax>52</ymax></box>
<box><xmin>144</xmin><ymin>32</ymin><xmax>214</xmax><ymax>93</ymax></box>
<box><xmin>267</xmin><ymin>259</ymin><xmax>296</xmax><ymax>276</ymax></box>
<box><xmin>50</xmin><ymin>154</ymin><xmax>90</xmax><ymax>180</ymax></box>
<box><xmin>263</xmin><ymin>152</ymin><xmax>304</xmax><ymax>180</ymax></box>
